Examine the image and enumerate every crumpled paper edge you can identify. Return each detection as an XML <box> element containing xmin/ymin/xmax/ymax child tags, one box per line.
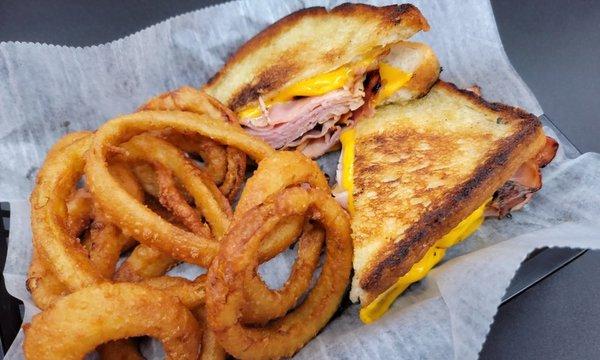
<box><xmin>0</xmin><ymin>0</ymin><xmax>236</xmax><ymax>50</ymax></box>
<box><xmin>0</xmin><ymin>1</ymin><xmax>586</xmax><ymax>358</ymax></box>
<box><xmin>431</xmin><ymin>223</ymin><xmax>600</xmax><ymax>359</ymax></box>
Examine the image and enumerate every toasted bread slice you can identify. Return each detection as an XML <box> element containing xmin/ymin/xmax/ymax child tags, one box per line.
<box><xmin>204</xmin><ymin>3</ymin><xmax>429</xmax><ymax>111</ymax></box>
<box><xmin>349</xmin><ymin>81</ymin><xmax>546</xmax><ymax>305</ymax></box>
<box><xmin>379</xmin><ymin>41</ymin><xmax>440</xmax><ymax>105</ymax></box>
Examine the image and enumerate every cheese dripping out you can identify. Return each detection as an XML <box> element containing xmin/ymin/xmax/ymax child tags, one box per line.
<box><xmin>339</xmin><ymin>127</ymin><xmax>488</xmax><ymax>324</ymax></box>
<box><xmin>359</xmin><ymin>202</ymin><xmax>487</xmax><ymax>324</ymax></box>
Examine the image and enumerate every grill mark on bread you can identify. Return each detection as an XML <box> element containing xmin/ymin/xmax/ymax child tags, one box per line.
<box><xmin>354</xmin><ymin>130</ymin><xmax>459</xmax><ymax>197</ymax></box>
<box><xmin>356</xmin><ymin>81</ymin><xmax>544</xmax><ymax>302</ymax></box>
<box><xmin>321</xmin><ymin>48</ymin><xmax>345</xmax><ymax>64</ymax></box>
<box><xmin>230</xmin><ymin>61</ymin><xmax>301</xmax><ymax>110</ymax></box>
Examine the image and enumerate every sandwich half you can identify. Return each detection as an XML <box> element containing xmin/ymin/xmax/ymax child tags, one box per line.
<box><xmin>337</xmin><ymin>81</ymin><xmax>557</xmax><ymax>322</ymax></box>
<box><xmin>204</xmin><ymin>3</ymin><xmax>440</xmax><ymax>158</ymax></box>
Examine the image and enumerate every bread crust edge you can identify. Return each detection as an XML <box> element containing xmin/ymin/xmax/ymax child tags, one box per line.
<box><xmin>357</xmin><ymin>80</ymin><xmax>546</xmax><ymax>305</ymax></box>
<box><xmin>204</xmin><ymin>3</ymin><xmax>429</xmax><ymax>110</ymax></box>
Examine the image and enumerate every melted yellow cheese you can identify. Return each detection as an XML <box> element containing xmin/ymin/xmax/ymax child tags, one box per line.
<box><xmin>374</xmin><ymin>62</ymin><xmax>413</xmax><ymax>105</ymax></box>
<box><xmin>338</xmin><ymin>129</ymin><xmax>488</xmax><ymax>324</ymax></box>
<box><xmin>359</xmin><ymin>202</ymin><xmax>486</xmax><ymax>324</ymax></box>
<box><xmin>236</xmin><ymin>49</ymin><xmax>411</xmax><ymax>120</ymax></box>
<box><xmin>237</xmin><ymin>102</ymin><xmax>265</xmax><ymax>120</ymax></box>
<box><xmin>237</xmin><ymin>66</ymin><xmax>355</xmax><ymax>119</ymax></box>
<box><xmin>339</xmin><ymin>128</ymin><xmax>356</xmax><ymax>214</ymax></box>
<box><xmin>273</xmin><ymin>67</ymin><xmax>353</xmax><ymax>102</ymax></box>
<box><xmin>360</xmin><ymin>246</ymin><xmax>447</xmax><ymax>324</ymax></box>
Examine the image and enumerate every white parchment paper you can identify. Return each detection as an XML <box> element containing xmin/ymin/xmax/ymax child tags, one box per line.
<box><xmin>2</xmin><ymin>1</ymin><xmax>600</xmax><ymax>359</ymax></box>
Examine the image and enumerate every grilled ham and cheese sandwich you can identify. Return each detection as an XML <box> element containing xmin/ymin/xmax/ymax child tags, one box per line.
<box><xmin>205</xmin><ymin>1</ymin><xmax>558</xmax><ymax>324</ymax></box>
<box><xmin>336</xmin><ymin>81</ymin><xmax>557</xmax><ymax>323</ymax></box>
<box><xmin>204</xmin><ymin>3</ymin><xmax>440</xmax><ymax>158</ymax></box>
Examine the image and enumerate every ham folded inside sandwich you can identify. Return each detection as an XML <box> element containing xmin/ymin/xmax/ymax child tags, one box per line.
<box><xmin>204</xmin><ymin>4</ymin><xmax>440</xmax><ymax>157</ymax></box>
<box><xmin>242</xmin><ymin>85</ymin><xmax>365</xmax><ymax>158</ymax></box>
<box><xmin>233</xmin><ymin>40</ymin><xmax>440</xmax><ymax>158</ymax></box>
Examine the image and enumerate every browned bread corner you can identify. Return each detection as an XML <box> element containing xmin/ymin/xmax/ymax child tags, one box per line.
<box><xmin>203</xmin><ymin>3</ymin><xmax>429</xmax><ymax>111</ymax></box>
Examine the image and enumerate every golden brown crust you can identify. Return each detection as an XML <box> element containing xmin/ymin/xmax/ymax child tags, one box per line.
<box><xmin>204</xmin><ymin>3</ymin><xmax>429</xmax><ymax>110</ymax></box>
<box><xmin>354</xmin><ymin>81</ymin><xmax>546</xmax><ymax>304</ymax></box>
<box><xmin>400</xmin><ymin>43</ymin><xmax>441</xmax><ymax>99</ymax></box>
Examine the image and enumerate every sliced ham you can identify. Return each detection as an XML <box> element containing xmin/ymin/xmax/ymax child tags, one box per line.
<box><xmin>485</xmin><ymin>136</ymin><xmax>558</xmax><ymax>218</ymax></box>
<box><xmin>332</xmin><ymin>186</ymin><xmax>349</xmax><ymax>210</ymax></box>
<box><xmin>291</xmin><ymin>126</ymin><xmax>343</xmax><ymax>159</ymax></box>
<box><xmin>283</xmin><ymin>116</ymin><xmax>344</xmax><ymax>158</ymax></box>
<box><xmin>535</xmin><ymin>136</ymin><xmax>559</xmax><ymax>167</ymax></box>
<box><xmin>332</xmin><ymin>153</ymin><xmax>349</xmax><ymax>209</ymax></box>
<box><xmin>240</xmin><ymin>87</ymin><xmax>364</xmax><ymax>157</ymax></box>
<box><xmin>285</xmin><ymin>117</ymin><xmax>341</xmax><ymax>148</ymax></box>
<box><xmin>351</xmin><ymin>70</ymin><xmax>381</xmax><ymax>122</ymax></box>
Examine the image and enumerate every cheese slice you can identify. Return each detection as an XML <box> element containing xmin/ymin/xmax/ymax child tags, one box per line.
<box><xmin>375</xmin><ymin>62</ymin><xmax>413</xmax><ymax>105</ymax></box>
<box><xmin>237</xmin><ymin>66</ymin><xmax>354</xmax><ymax>119</ymax></box>
<box><xmin>339</xmin><ymin>128</ymin><xmax>356</xmax><ymax>214</ymax></box>
<box><xmin>359</xmin><ymin>202</ymin><xmax>486</xmax><ymax>324</ymax></box>
<box><xmin>339</xmin><ymin>127</ymin><xmax>488</xmax><ymax>324</ymax></box>
<box><xmin>237</xmin><ymin>51</ymin><xmax>412</xmax><ymax>120</ymax></box>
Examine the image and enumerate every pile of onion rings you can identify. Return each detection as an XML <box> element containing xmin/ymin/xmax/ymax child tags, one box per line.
<box><xmin>23</xmin><ymin>87</ymin><xmax>352</xmax><ymax>360</ymax></box>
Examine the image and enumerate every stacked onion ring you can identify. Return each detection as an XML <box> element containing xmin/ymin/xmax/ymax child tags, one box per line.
<box><xmin>23</xmin><ymin>88</ymin><xmax>352</xmax><ymax>360</ymax></box>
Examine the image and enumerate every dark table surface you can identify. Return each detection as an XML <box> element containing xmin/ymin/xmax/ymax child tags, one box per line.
<box><xmin>1</xmin><ymin>1</ymin><xmax>599</xmax><ymax>359</ymax></box>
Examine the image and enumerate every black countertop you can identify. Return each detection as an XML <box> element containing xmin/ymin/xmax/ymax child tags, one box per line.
<box><xmin>491</xmin><ymin>0</ymin><xmax>600</xmax><ymax>155</ymax></box>
<box><xmin>1</xmin><ymin>0</ymin><xmax>598</xmax><ymax>154</ymax></box>
<box><xmin>1</xmin><ymin>1</ymin><xmax>599</xmax><ymax>359</ymax></box>
<box><xmin>482</xmin><ymin>250</ymin><xmax>600</xmax><ymax>359</ymax></box>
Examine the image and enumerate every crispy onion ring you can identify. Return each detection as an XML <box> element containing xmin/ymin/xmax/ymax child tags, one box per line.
<box><xmin>26</xmin><ymin>251</ymin><xmax>68</xmax><ymax>310</ymax></box>
<box><xmin>140</xmin><ymin>87</ymin><xmax>247</xmax><ymax>201</ymax></box>
<box><xmin>84</xmin><ymin>162</ymin><xmax>143</xmax><ymax>279</ymax></box>
<box><xmin>194</xmin><ymin>307</ymin><xmax>227</xmax><ymax>360</ymax></box>
<box><xmin>242</xmin><ymin>222</ymin><xmax>324</xmax><ymax>325</ymax></box>
<box><xmin>23</xmin><ymin>283</ymin><xmax>202</xmax><ymax>360</ymax></box>
<box><xmin>159</xmin><ymin>131</ymin><xmax>228</xmax><ymax>188</ymax></box>
<box><xmin>28</xmin><ymin>139</ymin><xmax>144</xmax><ymax>307</ymax></box>
<box><xmin>236</xmin><ymin>151</ymin><xmax>330</xmax><ymax>261</ymax></box>
<box><xmin>30</xmin><ymin>133</ymin><xmax>104</xmax><ymax>291</ymax></box>
<box><xmin>65</xmin><ymin>188</ymin><xmax>92</xmax><ymax>238</ymax></box>
<box><xmin>232</xmin><ymin>151</ymin><xmax>331</xmax><ymax>324</ymax></box>
<box><xmin>98</xmin><ymin>340</ymin><xmax>144</xmax><ymax>360</ymax></box>
<box><xmin>113</xmin><ymin>244</ymin><xmax>178</xmax><ymax>283</ymax></box>
<box><xmin>85</xmin><ymin>111</ymin><xmax>274</xmax><ymax>266</ymax></box>
<box><xmin>118</xmin><ymin>133</ymin><xmax>232</xmax><ymax>238</ymax></box>
<box><xmin>206</xmin><ymin>186</ymin><xmax>352</xmax><ymax>359</ymax></box>
<box><xmin>28</xmin><ymin>185</ymin><xmax>94</xmax><ymax>309</ymax></box>
<box><xmin>155</xmin><ymin>164</ymin><xmax>212</xmax><ymax>237</ymax></box>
